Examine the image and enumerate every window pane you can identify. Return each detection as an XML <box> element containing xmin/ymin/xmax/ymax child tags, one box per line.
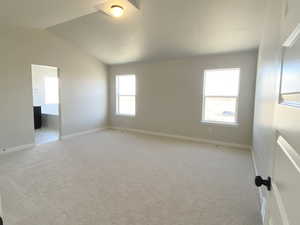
<box><xmin>118</xmin><ymin>96</ymin><xmax>136</xmax><ymax>115</ymax></box>
<box><xmin>204</xmin><ymin>69</ymin><xmax>240</xmax><ymax>96</ymax></box>
<box><xmin>45</xmin><ymin>77</ymin><xmax>59</xmax><ymax>104</ymax></box>
<box><xmin>117</xmin><ymin>75</ymin><xmax>136</xmax><ymax>95</ymax></box>
<box><xmin>204</xmin><ymin>97</ymin><xmax>237</xmax><ymax>123</ymax></box>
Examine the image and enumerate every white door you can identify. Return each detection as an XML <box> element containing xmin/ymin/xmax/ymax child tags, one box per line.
<box><xmin>264</xmin><ymin>22</ymin><xmax>300</xmax><ymax>225</ymax></box>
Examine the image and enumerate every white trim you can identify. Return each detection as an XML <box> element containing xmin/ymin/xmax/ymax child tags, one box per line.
<box><xmin>201</xmin><ymin>120</ymin><xmax>239</xmax><ymax>127</ymax></box>
<box><xmin>283</xmin><ymin>23</ymin><xmax>300</xmax><ymax>47</ymax></box>
<box><xmin>31</xmin><ymin>64</ymin><xmax>62</xmax><ymax>142</ymax></box>
<box><xmin>202</xmin><ymin>68</ymin><xmax>240</xmax><ymax>125</ymax></box>
<box><xmin>115</xmin><ymin>113</ymin><xmax>136</xmax><ymax>117</ymax></box>
<box><xmin>0</xmin><ymin>128</ymin><xmax>108</xmax><ymax>155</ymax></box>
<box><xmin>251</xmin><ymin>149</ymin><xmax>265</xmax><ymax>223</ymax></box>
<box><xmin>272</xmin><ymin>182</ymin><xmax>290</xmax><ymax>225</ymax></box>
<box><xmin>277</xmin><ymin>136</ymin><xmax>300</xmax><ymax>174</ymax></box>
<box><xmin>109</xmin><ymin>127</ymin><xmax>251</xmax><ymax>150</ymax></box>
<box><xmin>280</xmin><ymin>24</ymin><xmax>300</xmax><ymax>108</ymax></box>
<box><xmin>115</xmin><ymin>74</ymin><xmax>136</xmax><ymax>117</ymax></box>
<box><xmin>61</xmin><ymin>127</ymin><xmax>108</xmax><ymax>140</ymax></box>
<box><xmin>0</xmin><ymin>143</ymin><xmax>35</xmax><ymax>155</ymax></box>
<box><xmin>31</xmin><ymin>64</ymin><xmax>57</xmax><ymax>70</ymax></box>
<box><xmin>58</xmin><ymin>68</ymin><xmax>62</xmax><ymax>141</ymax></box>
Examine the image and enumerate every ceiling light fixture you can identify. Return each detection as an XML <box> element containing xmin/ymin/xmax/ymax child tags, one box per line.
<box><xmin>110</xmin><ymin>5</ymin><xmax>124</xmax><ymax>17</ymax></box>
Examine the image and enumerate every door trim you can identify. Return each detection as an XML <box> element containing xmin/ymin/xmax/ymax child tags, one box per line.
<box><xmin>277</xmin><ymin>136</ymin><xmax>300</xmax><ymax>174</ymax></box>
<box><xmin>31</xmin><ymin>64</ymin><xmax>62</xmax><ymax>143</ymax></box>
<box><xmin>271</xmin><ymin>182</ymin><xmax>290</xmax><ymax>225</ymax></box>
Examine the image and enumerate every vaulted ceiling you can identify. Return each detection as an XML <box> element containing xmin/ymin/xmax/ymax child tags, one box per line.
<box><xmin>1</xmin><ymin>0</ymin><xmax>266</xmax><ymax>64</ymax></box>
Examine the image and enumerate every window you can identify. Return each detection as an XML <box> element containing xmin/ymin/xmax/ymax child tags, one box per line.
<box><xmin>116</xmin><ymin>75</ymin><xmax>136</xmax><ymax>116</ymax></box>
<box><xmin>202</xmin><ymin>68</ymin><xmax>240</xmax><ymax>124</ymax></box>
<box><xmin>45</xmin><ymin>76</ymin><xmax>59</xmax><ymax>104</ymax></box>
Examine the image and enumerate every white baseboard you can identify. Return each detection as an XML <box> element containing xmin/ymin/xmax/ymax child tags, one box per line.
<box><xmin>61</xmin><ymin>127</ymin><xmax>108</xmax><ymax>140</ymax></box>
<box><xmin>0</xmin><ymin>143</ymin><xmax>35</xmax><ymax>155</ymax></box>
<box><xmin>109</xmin><ymin>127</ymin><xmax>252</xmax><ymax>150</ymax></box>
<box><xmin>0</xmin><ymin>127</ymin><xmax>108</xmax><ymax>156</ymax></box>
<box><xmin>251</xmin><ymin>149</ymin><xmax>265</xmax><ymax>224</ymax></box>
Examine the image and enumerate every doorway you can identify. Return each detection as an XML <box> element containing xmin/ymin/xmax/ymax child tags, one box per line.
<box><xmin>31</xmin><ymin>64</ymin><xmax>61</xmax><ymax>145</ymax></box>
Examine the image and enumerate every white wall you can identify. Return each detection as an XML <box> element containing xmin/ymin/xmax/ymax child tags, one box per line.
<box><xmin>0</xmin><ymin>25</ymin><xmax>108</xmax><ymax>149</ymax></box>
<box><xmin>109</xmin><ymin>50</ymin><xmax>258</xmax><ymax>147</ymax></box>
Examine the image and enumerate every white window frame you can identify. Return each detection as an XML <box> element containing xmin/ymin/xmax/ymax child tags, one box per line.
<box><xmin>115</xmin><ymin>74</ymin><xmax>136</xmax><ymax>117</ymax></box>
<box><xmin>201</xmin><ymin>68</ymin><xmax>240</xmax><ymax>126</ymax></box>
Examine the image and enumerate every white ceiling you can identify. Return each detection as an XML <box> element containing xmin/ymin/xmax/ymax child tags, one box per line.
<box><xmin>0</xmin><ymin>0</ymin><xmax>105</xmax><ymax>28</ymax></box>
<box><xmin>1</xmin><ymin>0</ymin><xmax>266</xmax><ymax>64</ymax></box>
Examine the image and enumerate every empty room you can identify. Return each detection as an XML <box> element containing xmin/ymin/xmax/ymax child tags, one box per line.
<box><xmin>0</xmin><ymin>0</ymin><xmax>299</xmax><ymax>225</ymax></box>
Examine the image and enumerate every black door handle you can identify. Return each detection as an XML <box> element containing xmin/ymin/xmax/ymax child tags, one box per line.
<box><xmin>0</xmin><ymin>216</ymin><xmax>3</xmax><ymax>225</ymax></box>
<box><xmin>255</xmin><ymin>176</ymin><xmax>271</xmax><ymax>191</ymax></box>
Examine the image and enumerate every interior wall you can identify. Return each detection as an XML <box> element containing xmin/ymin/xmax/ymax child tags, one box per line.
<box><xmin>109</xmin><ymin>50</ymin><xmax>258</xmax><ymax>147</ymax></box>
<box><xmin>0</xmin><ymin>25</ymin><xmax>108</xmax><ymax>149</ymax></box>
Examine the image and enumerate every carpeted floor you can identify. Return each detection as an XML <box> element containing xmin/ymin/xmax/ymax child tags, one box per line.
<box><xmin>0</xmin><ymin>130</ymin><xmax>261</xmax><ymax>225</ymax></box>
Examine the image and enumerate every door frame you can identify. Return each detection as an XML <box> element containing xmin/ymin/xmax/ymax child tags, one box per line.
<box><xmin>30</xmin><ymin>64</ymin><xmax>62</xmax><ymax>143</ymax></box>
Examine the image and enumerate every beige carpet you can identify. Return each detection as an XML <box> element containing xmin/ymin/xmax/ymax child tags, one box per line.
<box><xmin>0</xmin><ymin>130</ymin><xmax>261</xmax><ymax>225</ymax></box>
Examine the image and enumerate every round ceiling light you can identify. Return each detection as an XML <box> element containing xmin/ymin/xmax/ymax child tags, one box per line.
<box><xmin>110</xmin><ymin>5</ymin><xmax>124</xmax><ymax>17</ymax></box>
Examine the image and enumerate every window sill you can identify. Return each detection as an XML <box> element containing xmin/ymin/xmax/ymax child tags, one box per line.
<box><xmin>201</xmin><ymin>120</ymin><xmax>239</xmax><ymax>127</ymax></box>
<box><xmin>115</xmin><ymin>113</ymin><xmax>136</xmax><ymax>117</ymax></box>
